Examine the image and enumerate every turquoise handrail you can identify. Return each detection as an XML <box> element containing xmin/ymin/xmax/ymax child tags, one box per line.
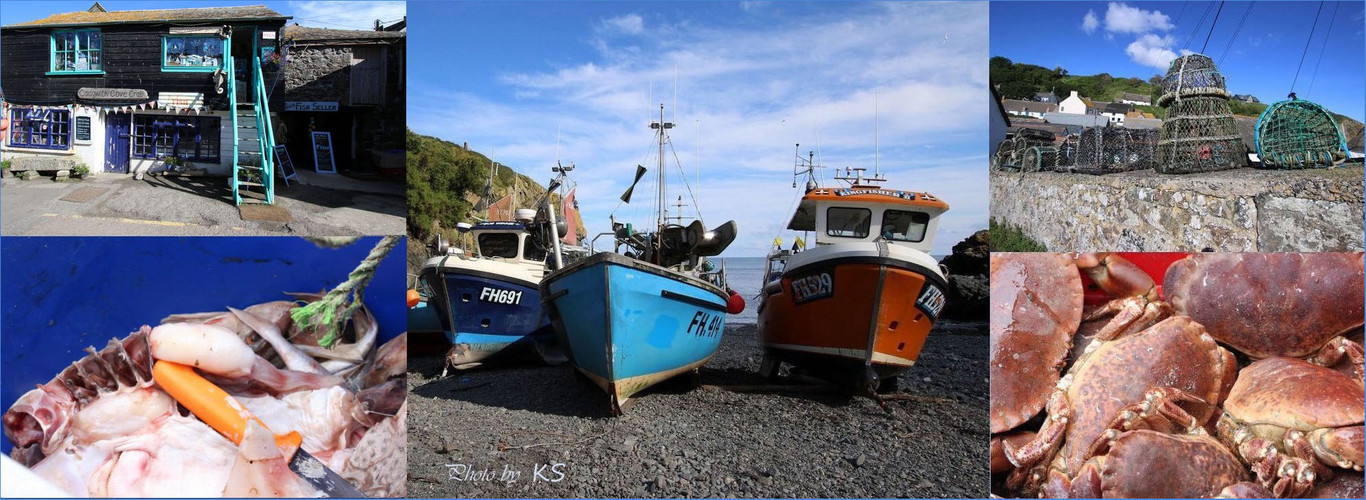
<box><xmin>226</xmin><ymin>34</ymin><xmax>240</xmax><ymax>205</ymax></box>
<box><xmin>252</xmin><ymin>56</ymin><xmax>275</xmax><ymax>203</ymax></box>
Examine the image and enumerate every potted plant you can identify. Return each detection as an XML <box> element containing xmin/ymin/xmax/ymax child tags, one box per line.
<box><xmin>1</xmin><ymin>159</ymin><xmax>11</xmax><ymax>179</ymax></box>
<box><xmin>71</xmin><ymin>163</ymin><xmax>90</xmax><ymax>179</ymax></box>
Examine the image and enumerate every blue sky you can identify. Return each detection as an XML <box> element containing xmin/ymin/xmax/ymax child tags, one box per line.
<box><xmin>991</xmin><ymin>1</ymin><xmax>1365</xmax><ymax>121</ymax></box>
<box><xmin>1</xmin><ymin>1</ymin><xmax>405</xmax><ymax>31</ymax></box>
<box><xmin>409</xmin><ymin>1</ymin><xmax>989</xmax><ymax>257</ymax></box>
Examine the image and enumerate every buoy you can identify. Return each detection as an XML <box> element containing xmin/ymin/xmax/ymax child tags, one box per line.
<box><xmin>726</xmin><ymin>289</ymin><xmax>745</xmax><ymax>314</ymax></box>
<box><xmin>406</xmin><ymin>289</ymin><xmax>421</xmax><ymax>308</ymax></box>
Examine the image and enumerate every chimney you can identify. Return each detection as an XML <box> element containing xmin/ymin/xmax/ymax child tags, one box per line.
<box><xmin>1069</xmin><ymin>90</ymin><xmax>1079</xmax><ymax>98</ymax></box>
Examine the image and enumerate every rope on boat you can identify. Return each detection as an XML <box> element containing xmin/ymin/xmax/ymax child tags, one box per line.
<box><xmin>291</xmin><ymin>235</ymin><xmax>401</xmax><ymax>348</ymax></box>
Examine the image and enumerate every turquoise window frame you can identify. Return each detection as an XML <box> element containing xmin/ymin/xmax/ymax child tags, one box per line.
<box><xmin>48</xmin><ymin>28</ymin><xmax>105</xmax><ymax>75</ymax></box>
<box><xmin>161</xmin><ymin>35</ymin><xmax>225</xmax><ymax>72</ymax></box>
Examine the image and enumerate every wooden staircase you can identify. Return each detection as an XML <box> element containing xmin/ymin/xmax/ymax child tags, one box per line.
<box><xmin>226</xmin><ymin>40</ymin><xmax>276</xmax><ymax>206</ymax></box>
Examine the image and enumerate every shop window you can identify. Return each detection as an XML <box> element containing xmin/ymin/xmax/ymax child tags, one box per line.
<box><xmin>8</xmin><ymin>108</ymin><xmax>71</xmax><ymax>150</ymax></box>
<box><xmin>51</xmin><ymin>29</ymin><xmax>103</xmax><ymax>74</ymax></box>
<box><xmin>131</xmin><ymin>116</ymin><xmax>221</xmax><ymax>162</ymax></box>
<box><xmin>162</xmin><ymin>35</ymin><xmax>224</xmax><ymax>71</ymax></box>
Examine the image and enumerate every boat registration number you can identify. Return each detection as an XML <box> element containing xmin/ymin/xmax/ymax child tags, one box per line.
<box><xmin>687</xmin><ymin>311</ymin><xmax>723</xmax><ymax>338</ymax></box>
<box><xmin>791</xmin><ymin>272</ymin><xmax>834</xmax><ymax>305</ymax></box>
<box><xmin>916</xmin><ymin>284</ymin><xmax>946</xmax><ymax>320</ymax></box>
<box><xmin>479</xmin><ymin>287</ymin><xmax>523</xmax><ymax>305</ymax></box>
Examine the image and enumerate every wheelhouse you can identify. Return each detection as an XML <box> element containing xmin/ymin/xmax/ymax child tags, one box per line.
<box><xmin>785</xmin><ymin>186</ymin><xmax>949</xmax><ymax>254</ymax></box>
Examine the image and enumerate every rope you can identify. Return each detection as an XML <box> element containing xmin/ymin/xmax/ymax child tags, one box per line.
<box><xmin>290</xmin><ymin>235</ymin><xmax>401</xmax><ymax>348</ymax></box>
<box><xmin>1290</xmin><ymin>2</ymin><xmax>1326</xmax><ymax>94</ymax></box>
<box><xmin>1183</xmin><ymin>2</ymin><xmax>1216</xmax><ymax>51</ymax></box>
<box><xmin>1217</xmin><ymin>3</ymin><xmax>1255</xmax><ymax>66</ymax></box>
<box><xmin>667</xmin><ymin>136</ymin><xmax>705</xmax><ymax>227</ymax></box>
<box><xmin>1306</xmin><ymin>1</ymin><xmax>1340</xmax><ymax>98</ymax></box>
<box><xmin>1200</xmin><ymin>1</ymin><xmax>1226</xmax><ymax>54</ymax></box>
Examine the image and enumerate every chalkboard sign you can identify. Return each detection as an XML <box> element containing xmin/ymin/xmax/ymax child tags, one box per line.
<box><xmin>311</xmin><ymin>131</ymin><xmax>336</xmax><ymax>174</ymax></box>
<box><xmin>273</xmin><ymin>145</ymin><xmax>297</xmax><ymax>187</ymax></box>
<box><xmin>74</xmin><ymin>116</ymin><xmax>92</xmax><ymax>143</ymax></box>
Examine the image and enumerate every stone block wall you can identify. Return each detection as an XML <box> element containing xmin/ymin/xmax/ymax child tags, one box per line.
<box><xmin>283</xmin><ymin>47</ymin><xmax>352</xmax><ymax>102</ymax></box>
<box><xmin>990</xmin><ymin>168</ymin><xmax>1365</xmax><ymax>252</ymax></box>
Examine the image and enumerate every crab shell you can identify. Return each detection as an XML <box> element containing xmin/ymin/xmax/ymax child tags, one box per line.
<box><xmin>1221</xmin><ymin>357</ymin><xmax>1365</xmax><ymax>468</ymax></box>
<box><xmin>990</xmin><ymin>253</ymin><xmax>1083</xmax><ymax>434</ymax></box>
<box><xmin>1165</xmin><ymin>253</ymin><xmax>1365</xmax><ymax>359</ymax></box>
<box><xmin>1062</xmin><ymin>430</ymin><xmax>1249</xmax><ymax>498</ymax></box>
<box><xmin>1053</xmin><ymin>316</ymin><xmax>1237</xmax><ymax>476</ymax></box>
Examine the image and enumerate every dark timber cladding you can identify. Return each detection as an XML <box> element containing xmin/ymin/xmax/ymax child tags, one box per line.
<box><xmin>0</xmin><ymin>5</ymin><xmax>289</xmax><ymax>108</ymax></box>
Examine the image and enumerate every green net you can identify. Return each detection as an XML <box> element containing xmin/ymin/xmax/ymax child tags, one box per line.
<box><xmin>1254</xmin><ymin>99</ymin><xmax>1348</xmax><ymax>169</ymax></box>
<box><xmin>1156</xmin><ymin>54</ymin><xmax>1248</xmax><ymax>174</ymax></box>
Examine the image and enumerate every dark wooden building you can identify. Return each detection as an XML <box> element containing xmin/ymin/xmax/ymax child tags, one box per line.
<box><xmin>279</xmin><ymin>24</ymin><xmax>405</xmax><ymax>176</ymax></box>
<box><xmin>1</xmin><ymin>3</ymin><xmax>288</xmax><ymax>191</ymax></box>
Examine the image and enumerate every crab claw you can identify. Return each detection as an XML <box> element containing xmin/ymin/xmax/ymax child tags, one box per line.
<box><xmin>1073</xmin><ymin>253</ymin><xmax>1159</xmax><ymax>302</ymax></box>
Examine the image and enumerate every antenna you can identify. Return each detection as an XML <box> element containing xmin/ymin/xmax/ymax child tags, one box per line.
<box><xmin>874</xmin><ymin>90</ymin><xmax>880</xmax><ymax>177</ymax></box>
<box><xmin>793</xmin><ymin>143</ymin><xmax>822</xmax><ymax>191</ymax></box>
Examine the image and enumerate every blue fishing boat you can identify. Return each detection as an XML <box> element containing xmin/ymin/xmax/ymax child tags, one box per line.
<box><xmin>541</xmin><ymin>104</ymin><xmax>742</xmax><ymax>414</ymax></box>
<box><xmin>414</xmin><ymin>217</ymin><xmax>559</xmax><ymax>370</ymax></box>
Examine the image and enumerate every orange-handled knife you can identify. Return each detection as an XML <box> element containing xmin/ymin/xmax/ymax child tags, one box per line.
<box><xmin>152</xmin><ymin>361</ymin><xmax>366</xmax><ymax>498</ymax></box>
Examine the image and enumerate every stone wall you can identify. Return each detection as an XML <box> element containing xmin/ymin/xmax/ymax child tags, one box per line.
<box><xmin>990</xmin><ymin>167</ymin><xmax>1364</xmax><ymax>252</ymax></box>
<box><xmin>283</xmin><ymin>47</ymin><xmax>352</xmax><ymax>102</ymax></box>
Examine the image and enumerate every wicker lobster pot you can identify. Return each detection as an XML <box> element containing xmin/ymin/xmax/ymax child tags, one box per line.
<box><xmin>1059</xmin><ymin>126</ymin><xmax>1159</xmax><ymax>174</ymax></box>
<box><xmin>1254</xmin><ymin>99</ymin><xmax>1349</xmax><ymax>169</ymax></box>
<box><xmin>1156</xmin><ymin>54</ymin><xmax>1248</xmax><ymax>174</ymax></box>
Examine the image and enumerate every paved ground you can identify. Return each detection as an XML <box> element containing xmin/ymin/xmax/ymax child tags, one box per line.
<box><xmin>1</xmin><ymin>170</ymin><xmax>404</xmax><ymax>236</ymax></box>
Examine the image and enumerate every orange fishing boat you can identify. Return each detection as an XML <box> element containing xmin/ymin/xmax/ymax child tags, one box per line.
<box><xmin>758</xmin><ymin>150</ymin><xmax>949</xmax><ymax>394</ymax></box>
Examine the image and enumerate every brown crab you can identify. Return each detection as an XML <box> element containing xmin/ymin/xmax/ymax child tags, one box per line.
<box><xmin>1165</xmin><ymin>253</ymin><xmax>1365</xmax><ymax>379</ymax></box>
<box><xmin>1062</xmin><ymin>429</ymin><xmax>1250</xmax><ymax>498</ymax></box>
<box><xmin>1005</xmin><ymin>316</ymin><xmax>1238</xmax><ymax>496</ymax></box>
<box><xmin>1217</xmin><ymin>357</ymin><xmax>1365</xmax><ymax>497</ymax></box>
<box><xmin>990</xmin><ymin>253</ymin><xmax>1163</xmax><ymax>438</ymax></box>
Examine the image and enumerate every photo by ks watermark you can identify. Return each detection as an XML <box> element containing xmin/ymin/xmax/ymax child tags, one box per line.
<box><xmin>446</xmin><ymin>462</ymin><xmax>568</xmax><ymax>486</ymax></box>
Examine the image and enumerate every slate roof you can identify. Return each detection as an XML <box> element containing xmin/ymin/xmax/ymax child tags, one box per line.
<box><xmin>284</xmin><ymin>25</ymin><xmax>405</xmax><ymax>44</ymax></box>
<box><xmin>3</xmin><ymin>5</ymin><xmax>288</xmax><ymax>29</ymax></box>
<box><xmin>1121</xmin><ymin>92</ymin><xmax>1151</xmax><ymax>103</ymax></box>
<box><xmin>1003</xmin><ymin>99</ymin><xmax>1058</xmax><ymax>115</ymax></box>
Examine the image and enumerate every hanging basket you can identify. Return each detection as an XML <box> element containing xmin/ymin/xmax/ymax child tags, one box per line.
<box><xmin>1254</xmin><ymin>98</ymin><xmax>1349</xmax><ymax>169</ymax></box>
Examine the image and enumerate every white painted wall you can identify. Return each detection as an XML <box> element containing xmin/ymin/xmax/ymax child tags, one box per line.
<box><xmin>1058</xmin><ymin>91</ymin><xmax>1089</xmax><ymax>115</ymax></box>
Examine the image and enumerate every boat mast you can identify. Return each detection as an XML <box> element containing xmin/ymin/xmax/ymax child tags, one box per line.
<box><xmin>650</xmin><ymin>104</ymin><xmax>674</xmax><ymax>262</ymax></box>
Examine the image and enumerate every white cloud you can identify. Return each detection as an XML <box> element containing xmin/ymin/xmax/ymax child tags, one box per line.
<box><xmin>740</xmin><ymin>1</ymin><xmax>771</xmax><ymax>13</ymax></box>
<box><xmin>1104</xmin><ymin>2</ymin><xmax>1173</xmax><ymax>34</ymax></box>
<box><xmin>602</xmin><ymin>14</ymin><xmax>645</xmax><ymax>35</ymax></box>
<box><xmin>1081</xmin><ymin>9</ymin><xmax>1099</xmax><ymax>35</ymax></box>
<box><xmin>287</xmin><ymin>1</ymin><xmax>405</xmax><ymax>30</ymax></box>
<box><xmin>410</xmin><ymin>2</ymin><xmax>989</xmax><ymax>257</ymax></box>
<box><xmin>1125</xmin><ymin>33</ymin><xmax>1179</xmax><ymax>70</ymax></box>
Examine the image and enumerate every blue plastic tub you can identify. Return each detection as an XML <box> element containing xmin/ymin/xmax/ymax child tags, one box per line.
<box><xmin>0</xmin><ymin>236</ymin><xmax>407</xmax><ymax>454</ymax></box>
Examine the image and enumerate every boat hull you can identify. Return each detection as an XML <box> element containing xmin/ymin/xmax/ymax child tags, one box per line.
<box><xmin>442</xmin><ymin>271</ymin><xmax>551</xmax><ymax>368</ymax></box>
<box><xmin>758</xmin><ymin>247</ymin><xmax>947</xmax><ymax>392</ymax></box>
<box><xmin>541</xmin><ymin>252</ymin><xmax>727</xmax><ymax>414</ymax></box>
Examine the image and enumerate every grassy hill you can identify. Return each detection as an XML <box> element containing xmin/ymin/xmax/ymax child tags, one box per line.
<box><xmin>406</xmin><ymin>129</ymin><xmax>587</xmax><ymax>269</ymax></box>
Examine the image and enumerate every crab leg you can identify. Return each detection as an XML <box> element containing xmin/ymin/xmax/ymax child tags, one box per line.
<box><xmin>1304</xmin><ymin>336</ymin><xmax>1365</xmax><ymax>383</ymax></box>
<box><xmin>1085</xmin><ymin>387</ymin><xmax>1211</xmax><ymax>459</ymax></box>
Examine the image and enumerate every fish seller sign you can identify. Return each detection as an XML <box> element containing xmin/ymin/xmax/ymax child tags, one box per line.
<box><xmin>285</xmin><ymin>101</ymin><xmax>339</xmax><ymax>112</ymax></box>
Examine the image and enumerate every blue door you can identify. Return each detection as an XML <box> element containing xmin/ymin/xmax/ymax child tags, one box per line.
<box><xmin>104</xmin><ymin>114</ymin><xmax>130</xmax><ymax>173</ymax></box>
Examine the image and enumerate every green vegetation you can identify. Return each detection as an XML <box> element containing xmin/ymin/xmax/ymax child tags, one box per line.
<box><xmin>991</xmin><ymin>56</ymin><xmax>1161</xmax><ymax>104</ymax></box>
<box><xmin>72</xmin><ymin>163</ymin><xmax>90</xmax><ymax>177</ymax></box>
<box><xmin>1</xmin><ymin>159</ymin><xmax>10</xmax><ymax>171</ymax></box>
<box><xmin>406</xmin><ymin>129</ymin><xmax>487</xmax><ymax>241</ymax></box>
<box><xmin>989</xmin><ymin>218</ymin><xmax>1047</xmax><ymax>252</ymax></box>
